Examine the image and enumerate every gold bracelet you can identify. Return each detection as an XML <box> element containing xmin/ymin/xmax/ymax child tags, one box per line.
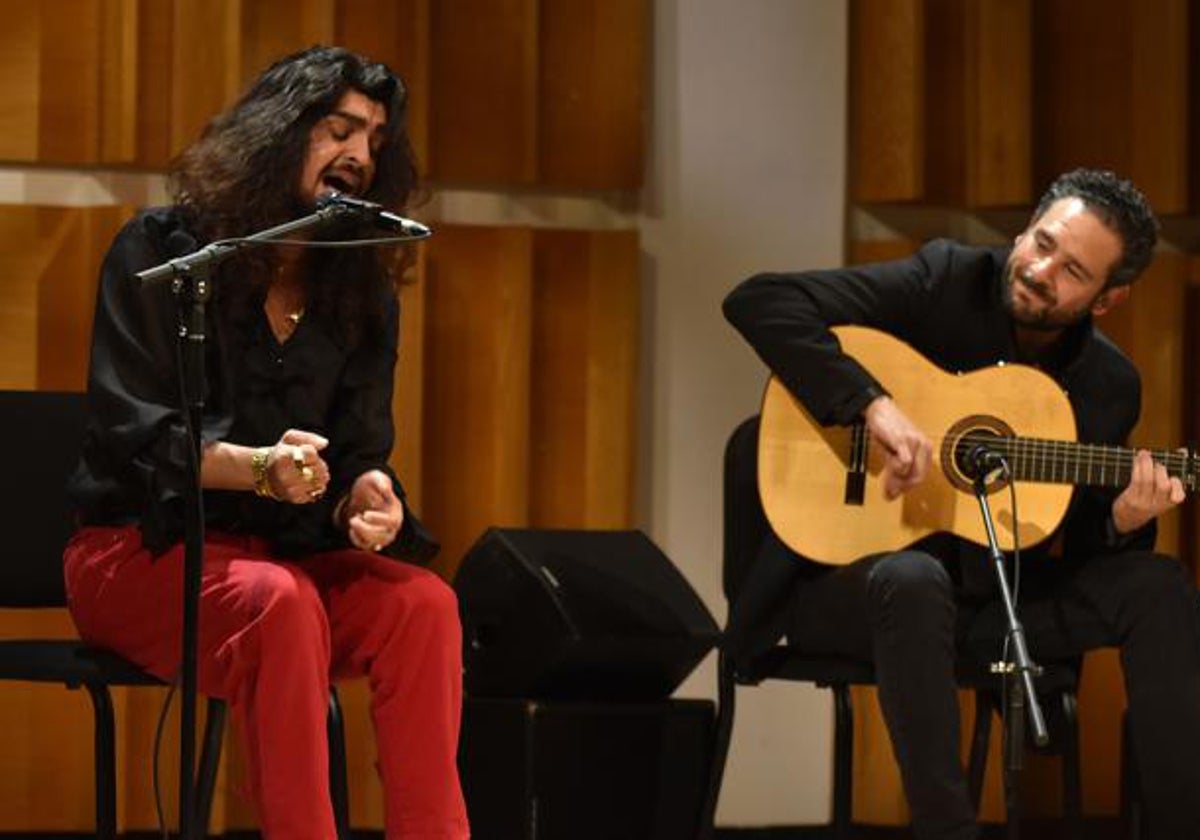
<box><xmin>251</xmin><ymin>447</ymin><xmax>277</xmax><ymax>499</ymax></box>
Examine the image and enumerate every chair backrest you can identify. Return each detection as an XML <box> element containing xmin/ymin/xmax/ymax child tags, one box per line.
<box><xmin>1</xmin><ymin>390</ymin><xmax>88</xmax><ymax>608</ymax></box>
<box><xmin>722</xmin><ymin>416</ymin><xmax>770</xmax><ymax>603</ymax></box>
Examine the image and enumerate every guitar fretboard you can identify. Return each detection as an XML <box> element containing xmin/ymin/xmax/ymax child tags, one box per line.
<box><xmin>956</xmin><ymin>436</ymin><xmax>1196</xmax><ymax>492</ymax></box>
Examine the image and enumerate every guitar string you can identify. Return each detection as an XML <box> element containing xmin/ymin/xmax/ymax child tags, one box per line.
<box><xmin>943</xmin><ymin>432</ymin><xmax>1191</xmax><ymax>475</ymax></box>
<box><xmin>902</xmin><ymin>429</ymin><xmax>1189</xmax><ymax>460</ymax></box>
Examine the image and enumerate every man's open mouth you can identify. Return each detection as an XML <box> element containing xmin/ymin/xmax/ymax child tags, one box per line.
<box><xmin>322</xmin><ymin>172</ymin><xmax>360</xmax><ymax>195</ymax></box>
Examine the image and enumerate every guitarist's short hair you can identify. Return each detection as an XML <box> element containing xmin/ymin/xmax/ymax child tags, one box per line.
<box><xmin>1033</xmin><ymin>169</ymin><xmax>1159</xmax><ymax>289</ymax></box>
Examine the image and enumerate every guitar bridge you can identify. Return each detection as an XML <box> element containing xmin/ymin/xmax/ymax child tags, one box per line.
<box><xmin>844</xmin><ymin>421</ymin><xmax>867</xmax><ymax>505</ymax></box>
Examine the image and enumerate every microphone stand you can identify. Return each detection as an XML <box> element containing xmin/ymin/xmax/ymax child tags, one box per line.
<box><xmin>137</xmin><ymin>200</ymin><xmax>370</xmax><ymax>839</ymax></box>
<box><xmin>971</xmin><ymin>466</ymin><xmax>1047</xmax><ymax>840</ymax></box>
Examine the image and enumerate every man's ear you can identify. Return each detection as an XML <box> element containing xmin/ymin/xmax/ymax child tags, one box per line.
<box><xmin>1091</xmin><ymin>285</ymin><xmax>1129</xmax><ymax>317</ymax></box>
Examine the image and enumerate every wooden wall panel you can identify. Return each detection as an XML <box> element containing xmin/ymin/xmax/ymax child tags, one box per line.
<box><xmin>38</xmin><ymin>0</ymin><xmax>104</xmax><ymax>164</ymax></box>
<box><xmin>0</xmin><ymin>2</ymin><xmax>108</xmax><ymax>165</ymax></box>
<box><xmin>422</xmin><ymin>225</ymin><xmax>534</xmax><ymax>579</ymax></box>
<box><xmin>0</xmin><ymin>209</ymin><xmax>48</xmax><ymax>389</ymax></box>
<box><xmin>1033</xmin><ymin>0</ymin><xmax>1189</xmax><ymax>214</ymax></box>
<box><xmin>38</xmin><ymin>207</ymin><xmax>132</xmax><ymax>391</ymax></box>
<box><xmin>1129</xmin><ymin>1</ymin><xmax>1189</xmax><ymax>215</ymax></box>
<box><xmin>924</xmin><ymin>0</ymin><xmax>1032</xmax><ymax>207</ymax></box>
<box><xmin>0</xmin><ymin>6</ymin><xmax>42</xmax><ymax>162</ymax></box>
<box><xmin>921</xmin><ymin>0</ymin><xmax>967</xmax><ymax>207</ymax></box>
<box><xmin>0</xmin><ymin>206</ymin><xmax>130</xmax><ymax>392</ymax></box>
<box><xmin>169</xmin><ymin>0</ymin><xmax>244</xmax><ymax>158</ymax></box>
<box><xmin>967</xmin><ymin>0</ymin><xmax>1032</xmax><ymax>207</ymax></box>
<box><xmin>847</xmin><ymin>237</ymin><xmax>923</xmax><ymax>266</ymax></box>
<box><xmin>530</xmin><ymin>229</ymin><xmax>639</xmax><ymax>528</ymax></box>
<box><xmin>1</xmin><ymin>0</ymin><xmax>647</xmax><ymax>191</ymax></box>
<box><xmin>0</xmin><ymin>608</ymin><xmax>99</xmax><ymax>832</ymax></box>
<box><xmin>240</xmin><ymin>0</ymin><xmax>336</xmax><ymax>90</ymax></box>
<box><xmin>538</xmin><ymin>0</ymin><xmax>646</xmax><ymax>190</ymax></box>
<box><xmin>336</xmin><ymin>0</ymin><xmax>432</xmax><ymax>166</ymax></box>
<box><xmin>850</xmin><ymin>686</ymin><xmax>908</xmax><ymax>824</ymax></box>
<box><xmin>850</xmin><ymin>0</ymin><xmax>925</xmax><ymax>203</ymax></box>
<box><xmin>1076</xmin><ymin>649</ymin><xmax>1127</xmax><ymax>814</ymax></box>
<box><xmin>133</xmin><ymin>0</ymin><xmax>175</xmax><ymax>168</ymax></box>
<box><xmin>1033</xmin><ymin>0</ymin><xmax>1130</xmax><ymax>186</ymax></box>
<box><xmin>428</xmin><ymin>0</ymin><xmax>539</xmax><ymax>185</ymax></box>
<box><xmin>99</xmin><ymin>0</ymin><xmax>139</xmax><ymax>164</ymax></box>
<box><xmin>336</xmin><ymin>679</ymin><xmax>384</xmax><ymax>828</ymax></box>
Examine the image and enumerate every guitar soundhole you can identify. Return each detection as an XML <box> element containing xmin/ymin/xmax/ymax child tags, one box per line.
<box><xmin>942</xmin><ymin>415</ymin><xmax>1015</xmax><ymax>495</ymax></box>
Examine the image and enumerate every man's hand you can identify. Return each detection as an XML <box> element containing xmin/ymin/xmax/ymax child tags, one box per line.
<box><xmin>1112</xmin><ymin>449</ymin><xmax>1185</xmax><ymax>535</ymax></box>
<box><xmin>340</xmin><ymin>470</ymin><xmax>405</xmax><ymax>552</ymax></box>
<box><xmin>863</xmin><ymin>395</ymin><xmax>932</xmax><ymax>500</ymax></box>
<box><xmin>266</xmin><ymin>429</ymin><xmax>330</xmax><ymax>504</ymax></box>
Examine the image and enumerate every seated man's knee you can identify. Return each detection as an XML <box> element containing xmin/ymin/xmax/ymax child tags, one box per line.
<box><xmin>247</xmin><ymin>563</ymin><xmax>327</xmax><ymax>638</ymax></box>
<box><xmin>388</xmin><ymin>567</ymin><xmax>462</xmax><ymax>634</ymax></box>
<box><xmin>870</xmin><ymin>551</ymin><xmax>950</xmax><ymax>594</ymax></box>
<box><xmin>867</xmin><ymin>552</ymin><xmax>954</xmax><ymax>621</ymax></box>
<box><xmin>1121</xmin><ymin>551</ymin><xmax>1194</xmax><ymax>609</ymax></box>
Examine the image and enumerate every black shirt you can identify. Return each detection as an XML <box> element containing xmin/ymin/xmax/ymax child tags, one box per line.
<box><xmin>69</xmin><ymin>207</ymin><xmax>437</xmax><ymax>562</ymax></box>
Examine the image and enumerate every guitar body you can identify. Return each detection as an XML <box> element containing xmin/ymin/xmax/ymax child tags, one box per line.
<box><xmin>759</xmin><ymin>326</ymin><xmax>1078</xmax><ymax>565</ymax></box>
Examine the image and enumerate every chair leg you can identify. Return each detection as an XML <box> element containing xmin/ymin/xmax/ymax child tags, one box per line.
<box><xmin>968</xmin><ymin>689</ymin><xmax>994</xmax><ymax>811</ymax></box>
<box><xmin>832</xmin><ymin>683</ymin><xmax>853</xmax><ymax>840</ymax></box>
<box><xmin>83</xmin><ymin>683</ymin><xmax>118</xmax><ymax>840</ymax></box>
<box><xmin>194</xmin><ymin>698</ymin><xmax>228</xmax><ymax>839</ymax></box>
<box><xmin>1058</xmin><ymin>690</ymin><xmax>1082</xmax><ymax>840</ymax></box>
<box><xmin>697</xmin><ymin>650</ymin><xmax>737</xmax><ymax>840</ymax></box>
<box><xmin>328</xmin><ymin>686</ymin><xmax>352</xmax><ymax>840</ymax></box>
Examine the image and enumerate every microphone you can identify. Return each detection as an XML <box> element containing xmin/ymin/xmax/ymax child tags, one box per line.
<box><xmin>318</xmin><ymin>191</ymin><xmax>432</xmax><ymax>238</ymax></box>
<box><xmin>963</xmin><ymin>443</ymin><xmax>1008</xmax><ymax>480</ymax></box>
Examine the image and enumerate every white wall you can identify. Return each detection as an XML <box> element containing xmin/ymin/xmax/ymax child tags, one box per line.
<box><xmin>638</xmin><ymin>0</ymin><xmax>848</xmax><ymax>825</ymax></box>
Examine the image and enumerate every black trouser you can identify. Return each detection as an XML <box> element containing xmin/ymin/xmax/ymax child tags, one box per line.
<box><xmin>735</xmin><ymin>535</ymin><xmax>1200</xmax><ymax>840</ymax></box>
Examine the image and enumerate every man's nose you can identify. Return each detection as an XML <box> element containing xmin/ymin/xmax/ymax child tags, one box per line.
<box><xmin>1026</xmin><ymin>257</ymin><xmax>1056</xmax><ymax>286</ymax></box>
<box><xmin>344</xmin><ymin>131</ymin><xmax>371</xmax><ymax>165</ymax></box>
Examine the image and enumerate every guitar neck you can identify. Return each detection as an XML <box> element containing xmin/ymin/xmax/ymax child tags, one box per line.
<box><xmin>982</xmin><ymin>438</ymin><xmax>1197</xmax><ymax>492</ymax></box>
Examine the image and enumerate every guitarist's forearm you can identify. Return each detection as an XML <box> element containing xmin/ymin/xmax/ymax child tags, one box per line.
<box><xmin>723</xmin><ymin>276</ymin><xmax>886</xmax><ymax>426</ymax></box>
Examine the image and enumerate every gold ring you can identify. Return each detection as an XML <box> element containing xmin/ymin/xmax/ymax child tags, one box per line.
<box><xmin>301</xmin><ymin>465</ymin><xmax>315</xmax><ymax>483</ymax></box>
<box><xmin>292</xmin><ymin>447</ymin><xmax>306</xmax><ymax>470</ymax></box>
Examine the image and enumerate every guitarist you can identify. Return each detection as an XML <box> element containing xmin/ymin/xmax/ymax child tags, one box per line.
<box><xmin>724</xmin><ymin>168</ymin><xmax>1200</xmax><ymax>840</ymax></box>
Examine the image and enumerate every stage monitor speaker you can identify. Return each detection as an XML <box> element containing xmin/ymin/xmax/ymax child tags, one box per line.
<box><xmin>459</xmin><ymin>697</ymin><xmax>714</xmax><ymax>840</ymax></box>
<box><xmin>454</xmin><ymin>528</ymin><xmax>719</xmax><ymax>701</ymax></box>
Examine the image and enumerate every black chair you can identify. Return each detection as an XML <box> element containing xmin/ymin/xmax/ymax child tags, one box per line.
<box><xmin>0</xmin><ymin>390</ymin><xmax>349</xmax><ymax>838</ymax></box>
<box><xmin>699</xmin><ymin>415</ymin><xmax>1083</xmax><ymax>840</ymax></box>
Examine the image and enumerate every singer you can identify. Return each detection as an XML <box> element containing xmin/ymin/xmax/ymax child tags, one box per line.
<box><xmin>63</xmin><ymin>46</ymin><xmax>468</xmax><ymax>839</ymax></box>
<box><xmin>723</xmin><ymin>169</ymin><xmax>1200</xmax><ymax>839</ymax></box>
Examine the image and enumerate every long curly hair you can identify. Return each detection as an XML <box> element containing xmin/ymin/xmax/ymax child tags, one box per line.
<box><xmin>169</xmin><ymin>45</ymin><xmax>420</xmax><ymax>349</ymax></box>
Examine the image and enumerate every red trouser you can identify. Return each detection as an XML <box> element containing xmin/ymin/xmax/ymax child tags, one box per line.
<box><xmin>64</xmin><ymin>525</ymin><xmax>469</xmax><ymax>840</ymax></box>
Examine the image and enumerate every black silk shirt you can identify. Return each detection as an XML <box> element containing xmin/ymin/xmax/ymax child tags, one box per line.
<box><xmin>69</xmin><ymin>207</ymin><xmax>438</xmax><ymax>562</ymax></box>
<box><xmin>723</xmin><ymin>237</ymin><xmax>1155</xmax><ymax>573</ymax></box>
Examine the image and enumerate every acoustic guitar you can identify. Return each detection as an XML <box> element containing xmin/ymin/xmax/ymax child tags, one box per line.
<box><xmin>758</xmin><ymin>326</ymin><xmax>1196</xmax><ymax>565</ymax></box>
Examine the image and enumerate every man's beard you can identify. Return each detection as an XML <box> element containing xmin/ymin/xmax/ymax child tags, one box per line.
<box><xmin>1001</xmin><ymin>266</ymin><xmax>1094</xmax><ymax>332</ymax></box>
